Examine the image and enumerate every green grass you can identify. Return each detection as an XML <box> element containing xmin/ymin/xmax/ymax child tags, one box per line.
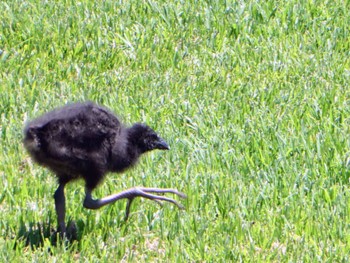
<box><xmin>1</xmin><ymin>0</ymin><xmax>350</xmax><ymax>261</ymax></box>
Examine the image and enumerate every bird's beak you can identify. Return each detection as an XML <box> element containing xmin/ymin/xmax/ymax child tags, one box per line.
<box><xmin>155</xmin><ymin>137</ymin><xmax>170</xmax><ymax>150</ymax></box>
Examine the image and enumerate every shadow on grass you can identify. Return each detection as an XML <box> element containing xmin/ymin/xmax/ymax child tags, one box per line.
<box><xmin>15</xmin><ymin>218</ymin><xmax>84</xmax><ymax>250</ymax></box>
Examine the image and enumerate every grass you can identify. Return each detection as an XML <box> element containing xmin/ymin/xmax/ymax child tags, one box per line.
<box><xmin>1</xmin><ymin>0</ymin><xmax>350</xmax><ymax>261</ymax></box>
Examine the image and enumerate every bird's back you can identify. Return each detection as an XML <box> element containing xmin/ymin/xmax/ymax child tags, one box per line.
<box><xmin>24</xmin><ymin>102</ymin><xmax>122</xmax><ymax>176</ymax></box>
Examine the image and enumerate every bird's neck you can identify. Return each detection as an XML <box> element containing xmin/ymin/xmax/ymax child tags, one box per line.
<box><xmin>110</xmin><ymin>140</ymin><xmax>141</xmax><ymax>173</ymax></box>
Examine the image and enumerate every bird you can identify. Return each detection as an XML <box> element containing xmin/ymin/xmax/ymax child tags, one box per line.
<box><xmin>23</xmin><ymin>102</ymin><xmax>186</xmax><ymax>235</ymax></box>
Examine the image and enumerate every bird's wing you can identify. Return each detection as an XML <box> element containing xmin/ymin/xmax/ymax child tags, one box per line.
<box><xmin>30</xmin><ymin>105</ymin><xmax>121</xmax><ymax>163</ymax></box>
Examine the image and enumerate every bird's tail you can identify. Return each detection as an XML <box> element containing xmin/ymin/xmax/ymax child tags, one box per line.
<box><xmin>23</xmin><ymin>127</ymin><xmax>42</xmax><ymax>153</ymax></box>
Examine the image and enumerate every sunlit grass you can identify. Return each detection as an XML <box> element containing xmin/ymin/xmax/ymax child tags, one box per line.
<box><xmin>1</xmin><ymin>0</ymin><xmax>350</xmax><ymax>261</ymax></box>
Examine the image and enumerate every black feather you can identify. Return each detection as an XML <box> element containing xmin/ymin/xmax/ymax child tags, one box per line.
<box><xmin>24</xmin><ymin>102</ymin><xmax>168</xmax><ymax>189</ymax></box>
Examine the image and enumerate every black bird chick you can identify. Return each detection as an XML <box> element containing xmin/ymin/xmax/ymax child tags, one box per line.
<box><xmin>23</xmin><ymin>102</ymin><xmax>186</xmax><ymax>234</ymax></box>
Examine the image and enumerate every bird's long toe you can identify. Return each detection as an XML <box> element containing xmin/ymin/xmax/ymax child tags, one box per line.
<box><xmin>138</xmin><ymin>187</ymin><xmax>187</xmax><ymax>199</ymax></box>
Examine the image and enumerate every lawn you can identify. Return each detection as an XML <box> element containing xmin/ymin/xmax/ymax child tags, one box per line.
<box><xmin>1</xmin><ymin>0</ymin><xmax>350</xmax><ymax>261</ymax></box>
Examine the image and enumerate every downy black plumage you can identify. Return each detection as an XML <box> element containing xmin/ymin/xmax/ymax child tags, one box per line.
<box><xmin>24</xmin><ymin>102</ymin><xmax>186</xmax><ymax>234</ymax></box>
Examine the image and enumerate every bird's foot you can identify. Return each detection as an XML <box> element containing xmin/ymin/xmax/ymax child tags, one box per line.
<box><xmin>83</xmin><ymin>186</ymin><xmax>186</xmax><ymax>220</ymax></box>
<box><xmin>124</xmin><ymin>187</ymin><xmax>187</xmax><ymax>220</ymax></box>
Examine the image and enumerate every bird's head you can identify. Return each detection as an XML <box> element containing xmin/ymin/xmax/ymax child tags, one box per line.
<box><xmin>129</xmin><ymin>123</ymin><xmax>169</xmax><ymax>153</ymax></box>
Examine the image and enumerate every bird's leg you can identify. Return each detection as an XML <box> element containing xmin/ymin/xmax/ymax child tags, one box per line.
<box><xmin>83</xmin><ymin>187</ymin><xmax>186</xmax><ymax>220</ymax></box>
<box><xmin>53</xmin><ymin>183</ymin><xmax>67</xmax><ymax>235</ymax></box>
